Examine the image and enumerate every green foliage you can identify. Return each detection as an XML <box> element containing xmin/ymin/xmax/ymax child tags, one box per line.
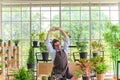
<box><xmin>27</xmin><ymin>47</ymin><xmax>35</xmax><ymax>64</ymax></box>
<box><xmin>31</xmin><ymin>32</ymin><xmax>38</xmax><ymax>40</ymax></box>
<box><xmin>74</xmin><ymin>69</ymin><xmax>82</xmax><ymax>79</ymax></box>
<box><xmin>13</xmin><ymin>39</ymin><xmax>20</xmax><ymax>45</ymax></box>
<box><xmin>103</xmin><ymin>22</ymin><xmax>120</xmax><ymax>75</ymax></box>
<box><xmin>94</xmin><ymin>63</ymin><xmax>108</xmax><ymax>74</ymax></box>
<box><xmin>38</xmin><ymin>32</ymin><xmax>45</xmax><ymax>42</ymax></box>
<box><xmin>38</xmin><ymin>32</ymin><xmax>47</xmax><ymax>52</ymax></box>
<box><xmin>0</xmin><ymin>62</ymin><xmax>2</xmax><ymax>68</ymax></box>
<box><xmin>76</xmin><ymin>42</ymin><xmax>87</xmax><ymax>52</ymax></box>
<box><xmin>91</xmin><ymin>56</ymin><xmax>104</xmax><ymax>65</ymax></box>
<box><xmin>91</xmin><ymin>41</ymin><xmax>104</xmax><ymax>52</ymax></box>
<box><xmin>113</xmin><ymin>41</ymin><xmax>120</xmax><ymax>49</ymax></box>
<box><xmin>0</xmin><ymin>39</ymin><xmax>3</xmax><ymax>44</ymax></box>
<box><xmin>13</xmin><ymin>67</ymin><xmax>32</xmax><ymax>80</ymax></box>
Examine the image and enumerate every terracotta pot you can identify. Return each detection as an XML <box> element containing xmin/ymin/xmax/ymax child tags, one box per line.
<box><xmin>96</xmin><ymin>73</ymin><xmax>104</xmax><ymax>80</ymax></box>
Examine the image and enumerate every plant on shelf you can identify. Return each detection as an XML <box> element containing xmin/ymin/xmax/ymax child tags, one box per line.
<box><xmin>91</xmin><ymin>41</ymin><xmax>104</xmax><ymax>57</ymax></box>
<box><xmin>0</xmin><ymin>39</ymin><xmax>3</xmax><ymax>46</ymax></box>
<box><xmin>13</xmin><ymin>67</ymin><xmax>33</xmax><ymax>80</ymax></box>
<box><xmin>38</xmin><ymin>32</ymin><xmax>47</xmax><ymax>51</ymax></box>
<box><xmin>31</xmin><ymin>32</ymin><xmax>38</xmax><ymax>47</ymax></box>
<box><xmin>27</xmin><ymin>47</ymin><xmax>35</xmax><ymax>70</ymax></box>
<box><xmin>13</xmin><ymin>39</ymin><xmax>20</xmax><ymax>46</ymax></box>
<box><xmin>38</xmin><ymin>32</ymin><xmax>48</xmax><ymax>62</ymax></box>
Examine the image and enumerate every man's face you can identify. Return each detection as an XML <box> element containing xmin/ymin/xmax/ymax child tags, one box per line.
<box><xmin>54</xmin><ymin>41</ymin><xmax>61</xmax><ymax>50</ymax></box>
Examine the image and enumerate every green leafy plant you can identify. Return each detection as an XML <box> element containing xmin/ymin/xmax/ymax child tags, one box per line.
<box><xmin>76</xmin><ymin>42</ymin><xmax>87</xmax><ymax>52</ymax></box>
<box><xmin>0</xmin><ymin>39</ymin><xmax>3</xmax><ymax>44</ymax></box>
<box><xmin>13</xmin><ymin>67</ymin><xmax>32</xmax><ymax>80</ymax></box>
<box><xmin>31</xmin><ymin>32</ymin><xmax>38</xmax><ymax>40</ymax></box>
<box><xmin>38</xmin><ymin>32</ymin><xmax>47</xmax><ymax>52</ymax></box>
<box><xmin>27</xmin><ymin>47</ymin><xmax>35</xmax><ymax>64</ymax></box>
<box><xmin>113</xmin><ymin>41</ymin><xmax>120</xmax><ymax>49</ymax></box>
<box><xmin>91</xmin><ymin>56</ymin><xmax>104</xmax><ymax>65</ymax></box>
<box><xmin>0</xmin><ymin>62</ymin><xmax>2</xmax><ymax>68</ymax></box>
<box><xmin>103</xmin><ymin>22</ymin><xmax>120</xmax><ymax>76</ymax></box>
<box><xmin>91</xmin><ymin>41</ymin><xmax>104</xmax><ymax>53</ymax></box>
<box><xmin>13</xmin><ymin>39</ymin><xmax>20</xmax><ymax>46</ymax></box>
<box><xmin>93</xmin><ymin>63</ymin><xmax>108</xmax><ymax>74</ymax></box>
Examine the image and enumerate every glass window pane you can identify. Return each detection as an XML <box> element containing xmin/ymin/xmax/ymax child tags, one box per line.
<box><xmin>71</xmin><ymin>6</ymin><xmax>80</xmax><ymax>10</ymax></box>
<box><xmin>22</xmin><ymin>11</ymin><xmax>30</xmax><ymax>21</ymax></box>
<box><xmin>91</xmin><ymin>21</ymin><xmax>100</xmax><ymax>39</ymax></box>
<box><xmin>41</xmin><ymin>7</ymin><xmax>50</xmax><ymax>10</ymax></box>
<box><xmin>100</xmin><ymin>6</ymin><xmax>109</xmax><ymax>10</ymax></box>
<box><xmin>81</xmin><ymin>11</ymin><xmax>89</xmax><ymax>20</ymax></box>
<box><xmin>31</xmin><ymin>22</ymin><xmax>40</xmax><ymax>33</ymax></box>
<box><xmin>22</xmin><ymin>7</ymin><xmax>30</xmax><ymax>11</ymax></box>
<box><xmin>61</xmin><ymin>11</ymin><xmax>70</xmax><ymax>20</ymax></box>
<box><xmin>12</xmin><ymin>22</ymin><xmax>21</xmax><ymax>39</ymax></box>
<box><xmin>12</xmin><ymin>7</ymin><xmax>21</xmax><ymax>11</ymax></box>
<box><xmin>31</xmin><ymin>7</ymin><xmax>40</xmax><ymax>11</ymax></box>
<box><xmin>12</xmin><ymin>12</ymin><xmax>21</xmax><ymax>21</ymax></box>
<box><xmin>2</xmin><ymin>22</ymin><xmax>11</xmax><ymax>40</ymax></box>
<box><xmin>22</xmin><ymin>22</ymin><xmax>30</xmax><ymax>39</ymax></box>
<box><xmin>41</xmin><ymin>11</ymin><xmax>50</xmax><ymax>20</ymax></box>
<box><xmin>2</xmin><ymin>7</ymin><xmax>11</xmax><ymax>11</ymax></box>
<box><xmin>51</xmin><ymin>11</ymin><xmax>59</xmax><ymax>20</ymax></box>
<box><xmin>110</xmin><ymin>11</ymin><xmax>119</xmax><ymax>20</ymax></box>
<box><xmin>31</xmin><ymin>11</ymin><xmax>40</xmax><ymax>21</ymax></box>
<box><xmin>51</xmin><ymin>21</ymin><xmax>60</xmax><ymax>27</ymax></box>
<box><xmin>100</xmin><ymin>11</ymin><xmax>109</xmax><ymax>20</ymax></box>
<box><xmin>2</xmin><ymin>12</ymin><xmax>11</xmax><ymax>21</ymax></box>
<box><xmin>41</xmin><ymin>21</ymin><xmax>50</xmax><ymax>31</ymax></box>
<box><xmin>71</xmin><ymin>11</ymin><xmax>80</xmax><ymax>20</ymax></box>
<box><xmin>91</xmin><ymin>11</ymin><xmax>99</xmax><ymax>20</ymax></box>
<box><xmin>51</xmin><ymin>7</ymin><xmax>59</xmax><ymax>10</ymax></box>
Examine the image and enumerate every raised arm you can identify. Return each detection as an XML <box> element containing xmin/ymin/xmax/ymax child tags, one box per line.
<box><xmin>46</xmin><ymin>27</ymin><xmax>56</xmax><ymax>40</ymax></box>
<box><xmin>55</xmin><ymin>27</ymin><xmax>68</xmax><ymax>38</ymax></box>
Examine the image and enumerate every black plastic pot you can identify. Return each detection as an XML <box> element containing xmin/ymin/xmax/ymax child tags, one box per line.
<box><xmin>92</xmin><ymin>52</ymin><xmax>98</xmax><ymax>57</ymax></box>
<box><xmin>32</xmin><ymin>41</ymin><xmax>38</xmax><ymax>47</ymax></box>
<box><xmin>27</xmin><ymin>63</ymin><xmax>35</xmax><ymax>70</ymax></box>
<box><xmin>82</xmin><ymin>74</ymin><xmax>89</xmax><ymax>80</ymax></box>
<box><xmin>79</xmin><ymin>52</ymin><xmax>87</xmax><ymax>59</ymax></box>
<box><xmin>41</xmin><ymin>52</ymin><xmax>49</xmax><ymax>62</ymax></box>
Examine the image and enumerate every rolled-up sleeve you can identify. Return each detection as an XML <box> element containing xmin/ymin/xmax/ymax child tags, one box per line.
<box><xmin>63</xmin><ymin>37</ymin><xmax>70</xmax><ymax>54</ymax></box>
<box><xmin>45</xmin><ymin>40</ymin><xmax>56</xmax><ymax>61</ymax></box>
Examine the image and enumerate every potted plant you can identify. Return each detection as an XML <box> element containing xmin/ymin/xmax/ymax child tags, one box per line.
<box><xmin>93</xmin><ymin>62</ymin><xmax>108</xmax><ymax>80</ymax></box>
<box><xmin>91</xmin><ymin>41</ymin><xmax>104</xmax><ymax>57</ymax></box>
<box><xmin>31</xmin><ymin>32</ymin><xmax>38</xmax><ymax>47</ymax></box>
<box><xmin>13</xmin><ymin>39</ymin><xmax>20</xmax><ymax>46</ymax></box>
<box><xmin>76</xmin><ymin>59</ymin><xmax>93</xmax><ymax>80</ymax></box>
<box><xmin>0</xmin><ymin>39</ymin><xmax>3</xmax><ymax>46</ymax></box>
<box><xmin>103</xmin><ymin>22</ymin><xmax>120</xmax><ymax>79</ymax></box>
<box><xmin>27</xmin><ymin>47</ymin><xmax>35</xmax><ymax>70</ymax></box>
<box><xmin>74</xmin><ymin>69</ymin><xmax>82</xmax><ymax>80</ymax></box>
<box><xmin>76</xmin><ymin>42</ymin><xmax>88</xmax><ymax>59</ymax></box>
<box><xmin>13</xmin><ymin>67</ymin><xmax>32</xmax><ymax>80</ymax></box>
<box><xmin>38</xmin><ymin>32</ymin><xmax>48</xmax><ymax>62</ymax></box>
